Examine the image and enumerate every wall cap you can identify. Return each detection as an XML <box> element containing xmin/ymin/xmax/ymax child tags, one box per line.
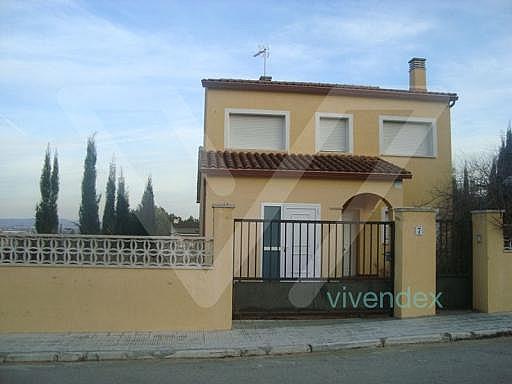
<box><xmin>212</xmin><ymin>202</ymin><xmax>235</xmax><ymax>209</ymax></box>
<box><xmin>471</xmin><ymin>209</ymin><xmax>504</xmax><ymax>214</ymax></box>
<box><xmin>393</xmin><ymin>207</ymin><xmax>436</xmax><ymax>213</ymax></box>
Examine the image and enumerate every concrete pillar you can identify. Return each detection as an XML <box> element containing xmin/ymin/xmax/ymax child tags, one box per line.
<box><xmin>471</xmin><ymin>210</ymin><xmax>512</xmax><ymax>313</ymax></box>
<box><xmin>212</xmin><ymin>202</ymin><xmax>235</xmax><ymax>329</ymax></box>
<box><xmin>393</xmin><ymin>207</ymin><xmax>437</xmax><ymax>318</ymax></box>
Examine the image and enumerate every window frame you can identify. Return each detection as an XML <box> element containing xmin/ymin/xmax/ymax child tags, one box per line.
<box><xmin>379</xmin><ymin>115</ymin><xmax>438</xmax><ymax>158</ymax></box>
<box><xmin>224</xmin><ymin>108</ymin><xmax>290</xmax><ymax>151</ymax></box>
<box><xmin>314</xmin><ymin>112</ymin><xmax>354</xmax><ymax>153</ymax></box>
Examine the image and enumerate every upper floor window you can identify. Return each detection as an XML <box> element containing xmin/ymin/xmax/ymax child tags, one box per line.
<box><xmin>315</xmin><ymin>113</ymin><xmax>353</xmax><ymax>153</ymax></box>
<box><xmin>225</xmin><ymin>109</ymin><xmax>289</xmax><ymax>151</ymax></box>
<box><xmin>379</xmin><ymin>116</ymin><xmax>437</xmax><ymax>157</ymax></box>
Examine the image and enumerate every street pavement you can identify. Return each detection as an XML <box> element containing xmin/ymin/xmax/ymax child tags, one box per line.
<box><xmin>1</xmin><ymin>337</ymin><xmax>511</xmax><ymax>384</ymax></box>
<box><xmin>0</xmin><ymin>311</ymin><xmax>511</xmax><ymax>363</ymax></box>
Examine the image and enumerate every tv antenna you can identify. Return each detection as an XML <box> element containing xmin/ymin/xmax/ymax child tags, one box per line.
<box><xmin>253</xmin><ymin>45</ymin><xmax>270</xmax><ymax>77</ymax></box>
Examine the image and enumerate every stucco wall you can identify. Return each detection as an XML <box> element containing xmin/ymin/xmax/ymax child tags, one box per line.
<box><xmin>203</xmin><ymin>88</ymin><xmax>452</xmax><ymax>209</ymax></box>
<box><xmin>0</xmin><ymin>266</ymin><xmax>231</xmax><ymax>333</ymax></box>
<box><xmin>472</xmin><ymin>211</ymin><xmax>512</xmax><ymax>313</ymax></box>
<box><xmin>0</xmin><ymin>207</ymin><xmax>235</xmax><ymax>333</ymax></box>
<box><xmin>203</xmin><ymin>176</ymin><xmax>403</xmax><ymax>237</ymax></box>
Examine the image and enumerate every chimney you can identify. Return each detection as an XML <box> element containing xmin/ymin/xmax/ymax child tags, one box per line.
<box><xmin>408</xmin><ymin>57</ymin><xmax>427</xmax><ymax>92</ymax></box>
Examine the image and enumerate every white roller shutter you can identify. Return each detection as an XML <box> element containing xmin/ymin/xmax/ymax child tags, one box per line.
<box><xmin>317</xmin><ymin>117</ymin><xmax>349</xmax><ymax>152</ymax></box>
<box><xmin>229</xmin><ymin>113</ymin><xmax>285</xmax><ymax>150</ymax></box>
<box><xmin>382</xmin><ymin>120</ymin><xmax>434</xmax><ymax>157</ymax></box>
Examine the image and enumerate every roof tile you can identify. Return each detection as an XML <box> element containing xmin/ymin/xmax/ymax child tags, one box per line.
<box><xmin>200</xmin><ymin>149</ymin><xmax>412</xmax><ymax>180</ymax></box>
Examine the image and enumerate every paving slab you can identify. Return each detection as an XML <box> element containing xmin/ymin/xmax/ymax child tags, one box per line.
<box><xmin>0</xmin><ymin>312</ymin><xmax>511</xmax><ymax>363</ymax></box>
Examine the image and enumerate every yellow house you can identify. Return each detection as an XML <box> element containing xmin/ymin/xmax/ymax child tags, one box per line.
<box><xmin>197</xmin><ymin>58</ymin><xmax>457</xmax><ymax>291</ymax></box>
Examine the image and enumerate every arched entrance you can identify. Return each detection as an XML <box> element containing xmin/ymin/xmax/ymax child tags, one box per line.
<box><xmin>341</xmin><ymin>193</ymin><xmax>393</xmax><ymax>279</ymax></box>
<box><xmin>342</xmin><ymin>192</ymin><xmax>393</xmax><ymax>222</ymax></box>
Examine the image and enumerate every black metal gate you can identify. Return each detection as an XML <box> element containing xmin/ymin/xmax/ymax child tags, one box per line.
<box><xmin>232</xmin><ymin>219</ymin><xmax>395</xmax><ymax>318</ymax></box>
<box><xmin>436</xmin><ymin>220</ymin><xmax>473</xmax><ymax>309</ymax></box>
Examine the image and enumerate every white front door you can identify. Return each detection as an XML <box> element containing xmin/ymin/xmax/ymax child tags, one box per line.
<box><xmin>281</xmin><ymin>204</ymin><xmax>320</xmax><ymax>279</ymax></box>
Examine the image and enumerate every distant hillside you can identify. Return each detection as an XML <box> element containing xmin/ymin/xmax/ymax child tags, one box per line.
<box><xmin>0</xmin><ymin>218</ymin><xmax>79</xmax><ymax>233</ymax></box>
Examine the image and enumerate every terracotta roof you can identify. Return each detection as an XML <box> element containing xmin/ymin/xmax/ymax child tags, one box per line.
<box><xmin>201</xmin><ymin>78</ymin><xmax>458</xmax><ymax>104</ymax></box>
<box><xmin>199</xmin><ymin>148</ymin><xmax>412</xmax><ymax>181</ymax></box>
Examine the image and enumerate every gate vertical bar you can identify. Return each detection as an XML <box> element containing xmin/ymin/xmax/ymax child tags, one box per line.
<box><xmin>370</xmin><ymin>224</ymin><xmax>373</xmax><ymax>275</ymax></box>
<box><xmin>255</xmin><ymin>221</ymin><xmax>259</xmax><ymax>279</ymax></box>
<box><xmin>306</xmin><ymin>222</ymin><xmax>309</xmax><ymax>279</ymax></box>
<box><xmin>247</xmin><ymin>221</ymin><xmax>250</xmax><ymax>278</ymax></box>
<box><xmin>299</xmin><ymin>222</ymin><xmax>302</xmax><ymax>280</ymax></box>
<box><xmin>233</xmin><ymin>219</ymin><xmax>236</xmax><ymax>279</ymax></box>
<box><xmin>335</xmin><ymin>222</ymin><xmax>338</xmax><ymax>278</ymax></box>
<box><xmin>284</xmin><ymin>221</ymin><xmax>287</xmax><ymax>278</ymax></box>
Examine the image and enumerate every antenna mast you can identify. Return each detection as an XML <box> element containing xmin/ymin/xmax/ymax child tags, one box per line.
<box><xmin>253</xmin><ymin>45</ymin><xmax>270</xmax><ymax>77</ymax></box>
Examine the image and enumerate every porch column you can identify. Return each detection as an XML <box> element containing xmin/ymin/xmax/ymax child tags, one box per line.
<box><xmin>212</xmin><ymin>202</ymin><xmax>235</xmax><ymax>329</ymax></box>
<box><xmin>471</xmin><ymin>210</ymin><xmax>512</xmax><ymax>313</ymax></box>
<box><xmin>393</xmin><ymin>207</ymin><xmax>437</xmax><ymax>318</ymax></box>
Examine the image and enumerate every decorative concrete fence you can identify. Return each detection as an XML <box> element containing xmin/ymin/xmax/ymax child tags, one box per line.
<box><xmin>0</xmin><ymin>205</ymin><xmax>235</xmax><ymax>333</ymax></box>
<box><xmin>0</xmin><ymin>233</ymin><xmax>212</xmax><ymax>268</ymax></box>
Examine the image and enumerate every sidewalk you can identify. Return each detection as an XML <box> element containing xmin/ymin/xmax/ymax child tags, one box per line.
<box><xmin>1</xmin><ymin>312</ymin><xmax>511</xmax><ymax>363</ymax></box>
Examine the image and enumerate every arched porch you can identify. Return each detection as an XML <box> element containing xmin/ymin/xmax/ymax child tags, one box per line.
<box><xmin>342</xmin><ymin>192</ymin><xmax>393</xmax><ymax>222</ymax></box>
<box><xmin>340</xmin><ymin>192</ymin><xmax>394</xmax><ymax>279</ymax></box>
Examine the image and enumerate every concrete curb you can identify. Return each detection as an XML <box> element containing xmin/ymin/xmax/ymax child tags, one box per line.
<box><xmin>1</xmin><ymin>328</ymin><xmax>511</xmax><ymax>364</ymax></box>
<box><xmin>384</xmin><ymin>333</ymin><xmax>448</xmax><ymax>346</ymax></box>
<box><xmin>310</xmin><ymin>339</ymin><xmax>382</xmax><ymax>352</ymax></box>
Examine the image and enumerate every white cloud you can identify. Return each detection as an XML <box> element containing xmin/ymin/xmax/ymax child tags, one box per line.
<box><xmin>267</xmin><ymin>7</ymin><xmax>436</xmax><ymax>84</ymax></box>
<box><xmin>0</xmin><ymin>1</ymin><xmax>241</xmax><ymax>89</ymax></box>
<box><xmin>305</xmin><ymin>15</ymin><xmax>433</xmax><ymax>45</ymax></box>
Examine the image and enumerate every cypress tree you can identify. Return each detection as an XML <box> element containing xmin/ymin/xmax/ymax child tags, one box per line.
<box><xmin>79</xmin><ymin>135</ymin><xmax>100</xmax><ymax>234</ymax></box>
<box><xmin>155</xmin><ymin>206</ymin><xmax>173</xmax><ymax>235</ymax></box>
<box><xmin>129</xmin><ymin>210</ymin><xmax>146</xmax><ymax>235</ymax></box>
<box><xmin>101</xmin><ymin>159</ymin><xmax>116</xmax><ymax>235</ymax></box>
<box><xmin>115</xmin><ymin>170</ymin><xmax>130</xmax><ymax>234</ymax></box>
<box><xmin>137</xmin><ymin>177</ymin><xmax>156</xmax><ymax>235</ymax></box>
<box><xmin>49</xmin><ymin>151</ymin><xmax>59</xmax><ymax>233</ymax></box>
<box><xmin>35</xmin><ymin>145</ymin><xmax>54</xmax><ymax>233</ymax></box>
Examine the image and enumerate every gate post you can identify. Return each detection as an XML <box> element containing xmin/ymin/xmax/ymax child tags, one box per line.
<box><xmin>212</xmin><ymin>202</ymin><xmax>235</xmax><ymax>328</ymax></box>
<box><xmin>393</xmin><ymin>207</ymin><xmax>437</xmax><ymax>318</ymax></box>
<box><xmin>471</xmin><ymin>210</ymin><xmax>512</xmax><ymax>313</ymax></box>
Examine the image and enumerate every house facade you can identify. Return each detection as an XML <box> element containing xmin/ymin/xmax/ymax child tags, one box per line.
<box><xmin>198</xmin><ymin>58</ymin><xmax>457</xmax><ymax>232</ymax></box>
<box><xmin>197</xmin><ymin>58</ymin><xmax>457</xmax><ymax>294</ymax></box>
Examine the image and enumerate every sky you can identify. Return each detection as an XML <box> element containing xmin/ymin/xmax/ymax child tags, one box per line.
<box><xmin>0</xmin><ymin>0</ymin><xmax>511</xmax><ymax>220</ymax></box>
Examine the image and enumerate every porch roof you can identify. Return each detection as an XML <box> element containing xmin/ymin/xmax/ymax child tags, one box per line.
<box><xmin>199</xmin><ymin>148</ymin><xmax>412</xmax><ymax>181</ymax></box>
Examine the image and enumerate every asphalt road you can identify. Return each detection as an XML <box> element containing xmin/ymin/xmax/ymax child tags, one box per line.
<box><xmin>1</xmin><ymin>338</ymin><xmax>512</xmax><ymax>384</ymax></box>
